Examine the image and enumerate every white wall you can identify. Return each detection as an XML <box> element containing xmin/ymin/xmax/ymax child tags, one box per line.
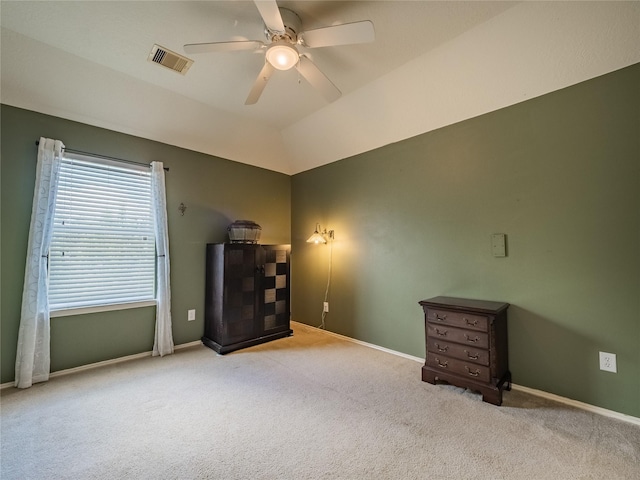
<box><xmin>282</xmin><ymin>1</ymin><xmax>640</xmax><ymax>173</ymax></box>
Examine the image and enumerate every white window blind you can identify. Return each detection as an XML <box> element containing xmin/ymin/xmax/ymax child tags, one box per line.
<box><xmin>48</xmin><ymin>153</ymin><xmax>156</xmax><ymax>311</ymax></box>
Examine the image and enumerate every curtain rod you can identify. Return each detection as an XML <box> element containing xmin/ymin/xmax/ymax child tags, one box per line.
<box><xmin>34</xmin><ymin>141</ymin><xmax>169</xmax><ymax>172</ymax></box>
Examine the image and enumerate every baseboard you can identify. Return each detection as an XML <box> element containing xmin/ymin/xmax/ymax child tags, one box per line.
<box><xmin>0</xmin><ymin>340</ymin><xmax>202</xmax><ymax>390</ymax></box>
<box><xmin>509</xmin><ymin>384</ymin><xmax>640</xmax><ymax>426</ymax></box>
<box><xmin>292</xmin><ymin>321</ymin><xmax>425</xmax><ymax>364</ymax></box>
<box><xmin>292</xmin><ymin>321</ymin><xmax>640</xmax><ymax>427</ymax></box>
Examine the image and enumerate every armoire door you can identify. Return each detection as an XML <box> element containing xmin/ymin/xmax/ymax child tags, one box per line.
<box><xmin>260</xmin><ymin>245</ymin><xmax>290</xmax><ymax>335</ymax></box>
<box><xmin>222</xmin><ymin>244</ymin><xmax>260</xmax><ymax>345</ymax></box>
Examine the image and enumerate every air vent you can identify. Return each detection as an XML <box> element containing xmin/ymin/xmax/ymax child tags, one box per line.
<box><xmin>148</xmin><ymin>44</ymin><xmax>193</xmax><ymax>75</ymax></box>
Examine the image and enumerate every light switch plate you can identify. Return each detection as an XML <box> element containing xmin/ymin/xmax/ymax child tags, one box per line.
<box><xmin>188</xmin><ymin>309</ymin><xmax>196</xmax><ymax>321</ymax></box>
<box><xmin>491</xmin><ymin>234</ymin><xmax>507</xmax><ymax>257</ymax></box>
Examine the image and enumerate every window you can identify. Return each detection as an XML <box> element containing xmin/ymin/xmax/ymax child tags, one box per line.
<box><xmin>48</xmin><ymin>153</ymin><xmax>156</xmax><ymax>314</ymax></box>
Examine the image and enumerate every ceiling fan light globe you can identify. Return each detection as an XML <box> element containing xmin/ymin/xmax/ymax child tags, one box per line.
<box><xmin>266</xmin><ymin>42</ymin><xmax>299</xmax><ymax>70</ymax></box>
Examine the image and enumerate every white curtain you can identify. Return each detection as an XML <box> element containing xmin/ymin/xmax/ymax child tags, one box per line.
<box><xmin>151</xmin><ymin>162</ymin><xmax>174</xmax><ymax>356</ymax></box>
<box><xmin>15</xmin><ymin>138</ymin><xmax>65</xmax><ymax>388</ymax></box>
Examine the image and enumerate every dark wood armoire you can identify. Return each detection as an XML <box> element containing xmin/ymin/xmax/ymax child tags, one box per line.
<box><xmin>203</xmin><ymin>243</ymin><xmax>292</xmax><ymax>354</ymax></box>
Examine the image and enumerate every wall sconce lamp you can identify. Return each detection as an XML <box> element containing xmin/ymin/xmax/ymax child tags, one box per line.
<box><xmin>306</xmin><ymin>223</ymin><xmax>335</xmax><ymax>330</ymax></box>
<box><xmin>306</xmin><ymin>223</ymin><xmax>334</xmax><ymax>244</ymax></box>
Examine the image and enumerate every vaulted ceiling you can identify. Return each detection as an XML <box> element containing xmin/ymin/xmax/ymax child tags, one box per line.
<box><xmin>2</xmin><ymin>1</ymin><xmax>639</xmax><ymax>174</ymax></box>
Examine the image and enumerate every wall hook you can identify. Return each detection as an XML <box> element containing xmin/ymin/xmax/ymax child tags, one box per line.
<box><xmin>178</xmin><ymin>203</ymin><xmax>187</xmax><ymax>216</ymax></box>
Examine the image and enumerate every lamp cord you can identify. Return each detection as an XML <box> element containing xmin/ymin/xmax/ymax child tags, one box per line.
<box><xmin>318</xmin><ymin>235</ymin><xmax>333</xmax><ymax>329</ymax></box>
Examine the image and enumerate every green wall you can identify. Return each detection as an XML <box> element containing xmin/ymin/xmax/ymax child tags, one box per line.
<box><xmin>291</xmin><ymin>64</ymin><xmax>640</xmax><ymax>417</ymax></box>
<box><xmin>1</xmin><ymin>105</ymin><xmax>291</xmax><ymax>382</ymax></box>
<box><xmin>2</xmin><ymin>64</ymin><xmax>638</xmax><ymax>418</ymax></box>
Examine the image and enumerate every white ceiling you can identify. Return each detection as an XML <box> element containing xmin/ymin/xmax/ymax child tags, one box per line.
<box><xmin>2</xmin><ymin>1</ymin><xmax>639</xmax><ymax>174</ymax></box>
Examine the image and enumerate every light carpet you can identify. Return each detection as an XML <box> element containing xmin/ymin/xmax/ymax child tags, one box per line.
<box><xmin>1</xmin><ymin>322</ymin><xmax>638</xmax><ymax>479</ymax></box>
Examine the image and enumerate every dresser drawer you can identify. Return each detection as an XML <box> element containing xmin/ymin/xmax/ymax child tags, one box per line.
<box><xmin>426</xmin><ymin>323</ymin><xmax>489</xmax><ymax>349</ymax></box>
<box><xmin>427</xmin><ymin>308</ymin><xmax>489</xmax><ymax>332</ymax></box>
<box><xmin>426</xmin><ymin>338</ymin><xmax>490</xmax><ymax>366</ymax></box>
<box><xmin>427</xmin><ymin>352</ymin><xmax>491</xmax><ymax>383</ymax></box>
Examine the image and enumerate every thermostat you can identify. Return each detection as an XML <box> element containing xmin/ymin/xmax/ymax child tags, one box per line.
<box><xmin>491</xmin><ymin>234</ymin><xmax>507</xmax><ymax>257</ymax></box>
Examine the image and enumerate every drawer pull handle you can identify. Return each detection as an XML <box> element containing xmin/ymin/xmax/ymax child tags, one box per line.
<box><xmin>435</xmin><ymin>328</ymin><xmax>447</xmax><ymax>337</ymax></box>
<box><xmin>465</xmin><ymin>366</ymin><xmax>481</xmax><ymax>377</ymax></box>
<box><xmin>464</xmin><ymin>350</ymin><xmax>479</xmax><ymax>360</ymax></box>
<box><xmin>464</xmin><ymin>317</ymin><xmax>478</xmax><ymax>326</ymax></box>
<box><xmin>435</xmin><ymin>358</ymin><xmax>448</xmax><ymax>368</ymax></box>
<box><xmin>435</xmin><ymin>314</ymin><xmax>447</xmax><ymax>322</ymax></box>
<box><xmin>464</xmin><ymin>334</ymin><xmax>479</xmax><ymax>343</ymax></box>
<box><xmin>435</xmin><ymin>343</ymin><xmax>449</xmax><ymax>353</ymax></box>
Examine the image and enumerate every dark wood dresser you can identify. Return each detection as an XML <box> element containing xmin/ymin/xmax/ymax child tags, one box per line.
<box><xmin>419</xmin><ymin>296</ymin><xmax>510</xmax><ymax>405</ymax></box>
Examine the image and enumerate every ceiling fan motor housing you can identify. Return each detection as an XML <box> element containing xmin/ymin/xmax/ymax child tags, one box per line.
<box><xmin>265</xmin><ymin>8</ymin><xmax>302</xmax><ymax>44</ymax></box>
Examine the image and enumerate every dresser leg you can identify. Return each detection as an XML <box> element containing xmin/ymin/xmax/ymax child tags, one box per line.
<box><xmin>481</xmin><ymin>390</ymin><xmax>502</xmax><ymax>406</ymax></box>
<box><xmin>481</xmin><ymin>375</ymin><xmax>511</xmax><ymax>405</ymax></box>
<box><xmin>422</xmin><ymin>366</ymin><xmax>437</xmax><ymax>385</ymax></box>
<box><xmin>476</xmin><ymin>382</ymin><xmax>502</xmax><ymax>405</ymax></box>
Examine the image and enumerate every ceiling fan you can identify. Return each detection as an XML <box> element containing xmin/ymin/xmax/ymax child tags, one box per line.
<box><xmin>184</xmin><ymin>0</ymin><xmax>375</xmax><ymax>105</ymax></box>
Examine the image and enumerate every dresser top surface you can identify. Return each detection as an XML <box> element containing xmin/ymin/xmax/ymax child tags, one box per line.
<box><xmin>419</xmin><ymin>296</ymin><xmax>509</xmax><ymax>314</ymax></box>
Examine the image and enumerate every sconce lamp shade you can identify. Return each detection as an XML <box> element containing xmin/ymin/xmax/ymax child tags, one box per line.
<box><xmin>306</xmin><ymin>225</ymin><xmax>327</xmax><ymax>244</ymax></box>
<box><xmin>307</xmin><ymin>232</ymin><xmax>327</xmax><ymax>244</ymax></box>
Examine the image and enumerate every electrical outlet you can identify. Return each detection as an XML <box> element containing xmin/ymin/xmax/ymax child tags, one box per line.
<box><xmin>599</xmin><ymin>351</ymin><xmax>617</xmax><ymax>373</ymax></box>
<box><xmin>188</xmin><ymin>309</ymin><xmax>196</xmax><ymax>321</ymax></box>
<box><xmin>323</xmin><ymin>302</ymin><xmax>329</xmax><ymax>313</ymax></box>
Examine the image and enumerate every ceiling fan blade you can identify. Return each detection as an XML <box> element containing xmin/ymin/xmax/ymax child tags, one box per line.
<box><xmin>301</xmin><ymin>20</ymin><xmax>375</xmax><ymax>48</ymax></box>
<box><xmin>254</xmin><ymin>0</ymin><xmax>285</xmax><ymax>34</ymax></box>
<box><xmin>245</xmin><ymin>62</ymin><xmax>276</xmax><ymax>105</ymax></box>
<box><xmin>297</xmin><ymin>56</ymin><xmax>341</xmax><ymax>103</ymax></box>
<box><xmin>184</xmin><ymin>41</ymin><xmax>264</xmax><ymax>55</ymax></box>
